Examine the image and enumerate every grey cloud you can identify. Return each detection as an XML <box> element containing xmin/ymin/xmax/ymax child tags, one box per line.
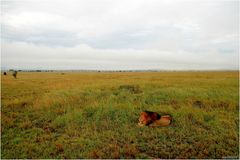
<box><xmin>1</xmin><ymin>0</ymin><xmax>239</xmax><ymax>70</ymax></box>
<box><xmin>2</xmin><ymin>25</ymin><xmax>80</xmax><ymax>47</ymax></box>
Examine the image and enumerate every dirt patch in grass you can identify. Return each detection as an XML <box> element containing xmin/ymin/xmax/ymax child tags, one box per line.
<box><xmin>192</xmin><ymin>100</ymin><xmax>203</xmax><ymax>108</ymax></box>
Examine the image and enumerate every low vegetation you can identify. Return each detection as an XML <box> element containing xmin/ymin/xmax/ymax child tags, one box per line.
<box><xmin>1</xmin><ymin>71</ymin><xmax>239</xmax><ymax>158</ymax></box>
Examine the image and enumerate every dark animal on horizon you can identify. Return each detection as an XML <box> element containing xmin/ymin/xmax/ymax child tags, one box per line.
<box><xmin>12</xmin><ymin>71</ymin><xmax>17</xmax><ymax>78</ymax></box>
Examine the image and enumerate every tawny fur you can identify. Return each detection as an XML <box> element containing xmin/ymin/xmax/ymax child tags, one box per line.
<box><xmin>138</xmin><ymin>111</ymin><xmax>172</xmax><ymax>127</ymax></box>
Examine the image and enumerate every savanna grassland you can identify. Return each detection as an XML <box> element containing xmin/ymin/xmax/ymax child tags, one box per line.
<box><xmin>1</xmin><ymin>71</ymin><xmax>239</xmax><ymax>159</ymax></box>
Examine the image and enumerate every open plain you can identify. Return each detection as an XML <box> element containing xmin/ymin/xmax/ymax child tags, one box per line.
<box><xmin>1</xmin><ymin>71</ymin><xmax>239</xmax><ymax>158</ymax></box>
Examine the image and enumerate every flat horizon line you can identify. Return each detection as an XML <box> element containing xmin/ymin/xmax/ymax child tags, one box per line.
<box><xmin>1</xmin><ymin>69</ymin><xmax>239</xmax><ymax>72</ymax></box>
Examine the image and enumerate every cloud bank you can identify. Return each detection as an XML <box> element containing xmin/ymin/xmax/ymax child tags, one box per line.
<box><xmin>1</xmin><ymin>0</ymin><xmax>239</xmax><ymax>70</ymax></box>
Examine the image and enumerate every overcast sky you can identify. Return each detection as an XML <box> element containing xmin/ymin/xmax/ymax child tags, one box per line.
<box><xmin>1</xmin><ymin>0</ymin><xmax>239</xmax><ymax>70</ymax></box>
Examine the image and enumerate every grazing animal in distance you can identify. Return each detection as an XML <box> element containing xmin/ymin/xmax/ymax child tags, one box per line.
<box><xmin>138</xmin><ymin>111</ymin><xmax>172</xmax><ymax>127</ymax></box>
<box><xmin>12</xmin><ymin>71</ymin><xmax>17</xmax><ymax>78</ymax></box>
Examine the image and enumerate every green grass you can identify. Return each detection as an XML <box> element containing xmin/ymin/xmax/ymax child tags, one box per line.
<box><xmin>1</xmin><ymin>71</ymin><xmax>239</xmax><ymax>158</ymax></box>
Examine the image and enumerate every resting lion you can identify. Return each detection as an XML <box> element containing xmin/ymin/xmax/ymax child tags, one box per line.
<box><xmin>138</xmin><ymin>111</ymin><xmax>172</xmax><ymax>127</ymax></box>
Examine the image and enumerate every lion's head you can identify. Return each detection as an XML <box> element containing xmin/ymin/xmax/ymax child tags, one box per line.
<box><xmin>138</xmin><ymin>111</ymin><xmax>161</xmax><ymax>126</ymax></box>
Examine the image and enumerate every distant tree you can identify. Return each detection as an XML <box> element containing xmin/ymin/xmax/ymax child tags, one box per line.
<box><xmin>12</xmin><ymin>71</ymin><xmax>17</xmax><ymax>78</ymax></box>
<box><xmin>3</xmin><ymin>72</ymin><xmax>7</xmax><ymax>75</ymax></box>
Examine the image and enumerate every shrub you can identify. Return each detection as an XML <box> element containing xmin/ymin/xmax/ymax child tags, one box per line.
<box><xmin>119</xmin><ymin>85</ymin><xmax>142</xmax><ymax>94</ymax></box>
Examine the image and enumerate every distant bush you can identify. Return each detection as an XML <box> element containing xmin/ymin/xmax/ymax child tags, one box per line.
<box><xmin>119</xmin><ymin>85</ymin><xmax>142</xmax><ymax>94</ymax></box>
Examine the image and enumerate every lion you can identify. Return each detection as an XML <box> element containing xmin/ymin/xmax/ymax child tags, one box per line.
<box><xmin>138</xmin><ymin>111</ymin><xmax>172</xmax><ymax>127</ymax></box>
